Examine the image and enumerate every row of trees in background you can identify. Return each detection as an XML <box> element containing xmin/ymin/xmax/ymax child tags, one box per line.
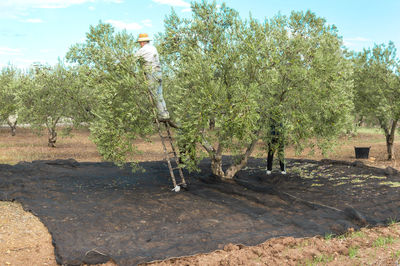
<box><xmin>0</xmin><ymin>63</ymin><xmax>93</xmax><ymax>146</ymax></box>
<box><xmin>0</xmin><ymin>1</ymin><xmax>399</xmax><ymax>177</ymax></box>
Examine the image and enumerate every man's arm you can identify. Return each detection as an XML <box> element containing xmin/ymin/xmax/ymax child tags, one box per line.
<box><xmin>135</xmin><ymin>47</ymin><xmax>143</xmax><ymax>58</ymax></box>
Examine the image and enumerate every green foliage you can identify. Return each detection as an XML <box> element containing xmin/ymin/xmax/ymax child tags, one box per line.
<box><xmin>159</xmin><ymin>2</ymin><xmax>260</xmax><ymax>173</ymax></box>
<box><xmin>0</xmin><ymin>65</ymin><xmax>20</xmax><ymax>123</ymax></box>
<box><xmin>353</xmin><ymin>42</ymin><xmax>400</xmax><ymax>159</ymax></box>
<box><xmin>12</xmin><ymin>2</ymin><xmax>352</xmax><ymax>173</ymax></box>
<box><xmin>66</xmin><ymin>22</ymin><xmax>155</xmax><ymax>165</ymax></box>
<box><xmin>246</xmin><ymin>10</ymin><xmax>354</xmax><ymax>155</ymax></box>
<box><xmin>353</xmin><ymin>42</ymin><xmax>400</xmax><ymax>126</ymax></box>
<box><xmin>16</xmin><ymin>62</ymin><xmax>83</xmax><ymax>146</ymax></box>
<box><xmin>159</xmin><ymin>1</ymin><xmax>353</xmax><ymax>178</ymax></box>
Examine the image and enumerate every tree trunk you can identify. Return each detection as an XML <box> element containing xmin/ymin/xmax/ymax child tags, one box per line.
<box><xmin>209</xmin><ymin>118</ymin><xmax>215</xmax><ymax>130</ymax></box>
<box><xmin>211</xmin><ymin>154</ymin><xmax>225</xmax><ymax>178</ymax></box>
<box><xmin>48</xmin><ymin>129</ymin><xmax>57</xmax><ymax>147</ymax></box>
<box><xmin>386</xmin><ymin>137</ymin><xmax>394</xmax><ymax>160</ymax></box>
<box><xmin>7</xmin><ymin>119</ymin><xmax>17</xmax><ymax>136</ymax></box>
<box><xmin>223</xmin><ymin>139</ymin><xmax>258</xmax><ymax>179</ymax></box>
<box><xmin>210</xmin><ymin>143</ymin><xmax>224</xmax><ymax>177</ymax></box>
<box><xmin>201</xmin><ymin>131</ymin><xmax>259</xmax><ymax>180</ymax></box>
<box><xmin>46</xmin><ymin>118</ymin><xmax>60</xmax><ymax>148</ymax></box>
<box><xmin>210</xmin><ymin>139</ymin><xmax>258</xmax><ymax>179</ymax></box>
<box><xmin>383</xmin><ymin>120</ymin><xmax>398</xmax><ymax>160</ymax></box>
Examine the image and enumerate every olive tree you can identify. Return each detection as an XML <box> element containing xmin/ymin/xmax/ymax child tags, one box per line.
<box><xmin>66</xmin><ymin>22</ymin><xmax>155</xmax><ymax>166</ymax></box>
<box><xmin>159</xmin><ymin>1</ymin><xmax>354</xmax><ymax>179</ymax></box>
<box><xmin>0</xmin><ymin>66</ymin><xmax>20</xmax><ymax>136</ymax></box>
<box><xmin>17</xmin><ymin>62</ymin><xmax>84</xmax><ymax>147</ymax></box>
<box><xmin>246</xmin><ymin>11</ymin><xmax>354</xmax><ymax>154</ymax></box>
<box><xmin>353</xmin><ymin>42</ymin><xmax>400</xmax><ymax>160</ymax></box>
<box><xmin>159</xmin><ymin>2</ymin><xmax>264</xmax><ymax>179</ymax></box>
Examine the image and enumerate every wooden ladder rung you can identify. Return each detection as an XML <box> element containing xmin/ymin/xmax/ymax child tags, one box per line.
<box><xmin>147</xmin><ymin>91</ymin><xmax>187</xmax><ymax>192</ymax></box>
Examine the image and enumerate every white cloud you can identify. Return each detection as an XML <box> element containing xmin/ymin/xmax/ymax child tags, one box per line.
<box><xmin>1</xmin><ymin>0</ymin><xmax>94</xmax><ymax>9</ymax></box>
<box><xmin>11</xmin><ymin>58</ymin><xmax>44</xmax><ymax>69</ymax></box>
<box><xmin>343</xmin><ymin>37</ymin><xmax>372</xmax><ymax>50</ymax></box>
<box><xmin>105</xmin><ymin>19</ymin><xmax>143</xmax><ymax>30</ymax></box>
<box><xmin>0</xmin><ymin>0</ymin><xmax>123</xmax><ymax>18</ymax></box>
<box><xmin>152</xmin><ymin>0</ymin><xmax>190</xmax><ymax>7</ymax></box>
<box><xmin>141</xmin><ymin>19</ymin><xmax>152</xmax><ymax>27</ymax></box>
<box><xmin>344</xmin><ymin>37</ymin><xmax>371</xmax><ymax>42</ymax></box>
<box><xmin>24</xmin><ymin>18</ymin><xmax>44</xmax><ymax>23</ymax></box>
<box><xmin>0</xmin><ymin>47</ymin><xmax>22</xmax><ymax>56</ymax></box>
<box><xmin>88</xmin><ymin>6</ymin><xmax>95</xmax><ymax>10</ymax></box>
<box><xmin>181</xmin><ymin>8</ymin><xmax>191</xmax><ymax>12</ymax></box>
<box><xmin>39</xmin><ymin>49</ymin><xmax>52</xmax><ymax>53</ymax></box>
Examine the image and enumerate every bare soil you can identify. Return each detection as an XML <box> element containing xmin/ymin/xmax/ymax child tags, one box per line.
<box><xmin>0</xmin><ymin>127</ymin><xmax>400</xmax><ymax>265</ymax></box>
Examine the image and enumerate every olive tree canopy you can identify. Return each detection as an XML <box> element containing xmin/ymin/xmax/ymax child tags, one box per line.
<box><xmin>158</xmin><ymin>1</ymin><xmax>354</xmax><ymax>179</ymax></box>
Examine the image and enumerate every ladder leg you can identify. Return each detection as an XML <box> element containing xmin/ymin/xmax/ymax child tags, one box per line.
<box><xmin>147</xmin><ymin>93</ymin><xmax>180</xmax><ymax>191</ymax></box>
<box><xmin>165</xmin><ymin>123</ymin><xmax>187</xmax><ymax>187</ymax></box>
<box><xmin>157</xmin><ymin>122</ymin><xmax>178</xmax><ymax>189</ymax></box>
<box><xmin>146</xmin><ymin>90</ymin><xmax>186</xmax><ymax>192</ymax></box>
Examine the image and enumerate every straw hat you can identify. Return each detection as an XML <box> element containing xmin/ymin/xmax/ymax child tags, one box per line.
<box><xmin>137</xmin><ymin>33</ymin><xmax>151</xmax><ymax>42</ymax></box>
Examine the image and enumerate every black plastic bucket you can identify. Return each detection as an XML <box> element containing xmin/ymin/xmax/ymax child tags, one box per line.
<box><xmin>354</xmin><ymin>147</ymin><xmax>370</xmax><ymax>159</ymax></box>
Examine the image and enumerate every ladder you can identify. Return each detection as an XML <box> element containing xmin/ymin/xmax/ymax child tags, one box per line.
<box><xmin>147</xmin><ymin>93</ymin><xmax>188</xmax><ymax>192</ymax></box>
<box><xmin>154</xmin><ymin>118</ymin><xmax>188</xmax><ymax>192</ymax></box>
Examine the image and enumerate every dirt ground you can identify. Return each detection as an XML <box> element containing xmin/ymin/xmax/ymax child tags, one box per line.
<box><xmin>0</xmin><ymin>127</ymin><xmax>400</xmax><ymax>265</ymax></box>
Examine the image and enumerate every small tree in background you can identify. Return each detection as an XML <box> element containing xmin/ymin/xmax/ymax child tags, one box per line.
<box><xmin>17</xmin><ymin>62</ymin><xmax>80</xmax><ymax>147</ymax></box>
<box><xmin>0</xmin><ymin>66</ymin><xmax>21</xmax><ymax>136</ymax></box>
<box><xmin>353</xmin><ymin>42</ymin><xmax>400</xmax><ymax>160</ymax></box>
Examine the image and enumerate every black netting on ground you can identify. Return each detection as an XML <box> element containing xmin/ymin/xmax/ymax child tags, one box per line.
<box><xmin>0</xmin><ymin>157</ymin><xmax>399</xmax><ymax>265</ymax></box>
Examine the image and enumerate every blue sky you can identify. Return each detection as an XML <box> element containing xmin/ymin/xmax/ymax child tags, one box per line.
<box><xmin>1</xmin><ymin>0</ymin><xmax>399</xmax><ymax>69</ymax></box>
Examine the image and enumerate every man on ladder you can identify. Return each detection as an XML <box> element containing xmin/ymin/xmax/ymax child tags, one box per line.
<box><xmin>135</xmin><ymin>33</ymin><xmax>170</xmax><ymax>121</ymax></box>
<box><xmin>135</xmin><ymin>33</ymin><xmax>187</xmax><ymax>192</ymax></box>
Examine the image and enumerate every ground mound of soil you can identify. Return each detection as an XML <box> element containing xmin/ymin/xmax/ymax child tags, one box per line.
<box><xmin>0</xmin><ymin>157</ymin><xmax>399</xmax><ymax>265</ymax></box>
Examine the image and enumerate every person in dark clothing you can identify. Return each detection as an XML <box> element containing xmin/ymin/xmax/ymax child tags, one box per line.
<box><xmin>266</xmin><ymin>120</ymin><xmax>286</xmax><ymax>175</ymax></box>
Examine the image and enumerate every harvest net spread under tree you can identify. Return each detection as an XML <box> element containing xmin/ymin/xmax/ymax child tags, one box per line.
<box><xmin>0</xmin><ymin>158</ymin><xmax>399</xmax><ymax>264</ymax></box>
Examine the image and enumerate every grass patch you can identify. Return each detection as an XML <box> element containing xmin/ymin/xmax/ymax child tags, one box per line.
<box><xmin>356</xmin><ymin>127</ymin><xmax>382</xmax><ymax>135</ymax></box>
<box><xmin>348</xmin><ymin>246</ymin><xmax>359</xmax><ymax>258</ymax></box>
<box><xmin>302</xmin><ymin>254</ymin><xmax>335</xmax><ymax>266</ymax></box>
<box><xmin>312</xmin><ymin>254</ymin><xmax>334</xmax><ymax>264</ymax></box>
<box><xmin>350</xmin><ymin>231</ymin><xmax>366</xmax><ymax>238</ymax></box>
<box><xmin>373</xmin><ymin>236</ymin><xmax>394</xmax><ymax>247</ymax></box>
<box><xmin>388</xmin><ymin>219</ymin><xmax>399</xmax><ymax>225</ymax></box>
<box><xmin>324</xmin><ymin>233</ymin><xmax>334</xmax><ymax>240</ymax></box>
<box><xmin>392</xmin><ymin>250</ymin><xmax>400</xmax><ymax>260</ymax></box>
